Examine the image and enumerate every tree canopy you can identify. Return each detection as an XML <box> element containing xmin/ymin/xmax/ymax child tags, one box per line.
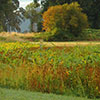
<box><xmin>0</xmin><ymin>0</ymin><xmax>24</xmax><ymax>32</ymax></box>
<box><xmin>43</xmin><ymin>2</ymin><xmax>88</xmax><ymax>37</ymax></box>
<box><xmin>40</xmin><ymin>0</ymin><xmax>100</xmax><ymax>29</ymax></box>
<box><xmin>25</xmin><ymin>2</ymin><xmax>41</xmax><ymax>32</ymax></box>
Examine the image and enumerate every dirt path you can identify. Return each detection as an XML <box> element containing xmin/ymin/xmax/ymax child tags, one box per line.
<box><xmin>32</xmin><ymin>41</ymin><xmax>100</xmax><ymax>47</ymax></box>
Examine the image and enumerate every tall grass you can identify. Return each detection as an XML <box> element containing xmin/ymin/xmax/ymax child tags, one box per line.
<box><xmin>1</xmin><ymin>29</ymin><xmax>100</xmax><ymax>42</ymax></box>
<box><xmin>0</xmin><ymin>42</ymin><xmax>100</xmax><ymax>98</ymax></box>
<box><xmin>0</xmin><ymin>32</ymin><xmax>40</xmax><ymax>42</ymax></box>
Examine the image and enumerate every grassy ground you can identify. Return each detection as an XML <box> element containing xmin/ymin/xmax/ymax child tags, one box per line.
<box><xmin>1</xmin><ymin>31</ymin><xmax>100</xmax><ymax>47</ymax></box>
<box><xmin>0</xmin><ymin>88</ymin><xmax>98</xmax><ymax>100</ymax></box>
<box><xmin>0</xmin><ymin>32</ymin><xmax>39</xmax><ymax>42</ymax></box>
<box><xmin>0</xmin><ymin>28</ymin><xmax>100</xmax><ymax>42</ymax></box>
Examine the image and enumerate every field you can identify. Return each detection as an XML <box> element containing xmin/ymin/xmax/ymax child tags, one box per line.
<box><xmin>1</xmin><ymin>0</ymin><xmax>100</xmax><ymax>99</ymax></box>
<box><xmin>0</xmin><ymin>42</ymin><xmax>100</xmax><ymax>99</ymax></box>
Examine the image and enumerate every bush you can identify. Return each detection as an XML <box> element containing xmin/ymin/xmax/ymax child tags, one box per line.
<box><xmin>43</xmin><ymin>2</ymin><xmax>88</xmax><ymax>38</ymax></box>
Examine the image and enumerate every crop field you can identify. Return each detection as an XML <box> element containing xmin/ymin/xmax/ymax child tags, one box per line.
<box><xmin>0</xmin><ymin>42</ymin><xmax>100</xmax><ymax>98</ymax></box>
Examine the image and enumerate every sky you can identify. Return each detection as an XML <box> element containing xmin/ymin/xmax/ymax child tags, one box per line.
<box><xmin>19</xmin><ymin>0</ymin><xmax>33</xmax><ymax>8</ymax></box>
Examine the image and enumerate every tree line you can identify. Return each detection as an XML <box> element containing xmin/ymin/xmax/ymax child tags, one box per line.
<box><xmin>40</xmin><ymin>0</ymin><xmax>100</xmax><ymax>29</ymax></box>
<box><xmin>0</xmin><ymin>0</ymin><xmax>25</xmax><ymax>32</ymax></box>
<box><xmin>0</xmin><ymin>0</ymin><xmax>100</xmax><ymax>32</ymax></box>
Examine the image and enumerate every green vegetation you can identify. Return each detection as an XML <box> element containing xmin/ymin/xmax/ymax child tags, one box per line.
<box><xmin>0</xmin><ymin>88</ymin><xmax>95</xmax><ymax>100</ymax></box>
<box><xmin>43</xmin><ymin>2</ymin><xmax>88</xmax><ymax>40</ymax></box>
<box><xmin>25</xmin><ymin>2</ymin><xmax>41</xmax><ymax>32</ymax></box>
<box><xmin>0</xmin><ymin>32</ymin><xmax>39</xmax><ymax>42</ymax></box>
<box><xmin>0</xmin><ymin>42</ymin><xmax>100</xmax><ymax>98</ymax></box>
<box><xmin>34</xmin><ymin>29</ymin><xmax>100</xmax><ymax>41</ymax></box>
<box><xmin>40</xmin><ymin>0</ymin><xmax>100</xmax><ymax>29</ymax></box>
<box><xmin>0</xmin><ymin>0</ymin><xmax>24</xmax><ymax>32</ymax></box>
<box><xmin>43</xmin><ymin>2</ymin><xmax>88</xmax><ymax>34</ymax></box>
<box><xmin>0</xmin><ymin>28</ymin><xmax>100</xmax><ymax>42</ymax></box>
<box><xmin>1</xmin><ymin>1</ymin><xmax>100</xmax><ymax>99</ymax></box>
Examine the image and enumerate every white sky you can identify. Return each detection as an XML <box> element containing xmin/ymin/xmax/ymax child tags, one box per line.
<box><xmin>19</xmin><ymin>0</ymin><xmax>33</xmax><ymax>8</ymax></box>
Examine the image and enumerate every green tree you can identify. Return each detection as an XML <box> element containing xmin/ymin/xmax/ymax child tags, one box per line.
<box><xmin>40</xmin><ymin>0</ymin><xmax>100</xmax><ymax>29</ymax></box>
<box><xmin>0</xmin><ymin>0</ymin><xmax>9</xmax><ymax>31</ymax></box>
<box><xmin>25</xmin><ymin>2</ymin><xmax>41</xmax><ymax>32</ymax></box>
<box><xmin>0</xmin><ymin>0</ymin><xmax>24</xmax><ymax>32</ymax></box>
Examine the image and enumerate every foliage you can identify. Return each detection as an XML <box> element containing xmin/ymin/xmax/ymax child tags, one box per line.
<box><xmin>79</xmin><ymin>29</ymin><xmax>100</xmax><ymax>41</ymax></box>
<box><xmin>0</xmin><ymin>0</ymin><xmax>24</xmax><ymax>32</ymax></box>
<box><xmin>40</xmin><ymin>29</ymin><xmax>100</xmax><ymax>41</ymax></box>
<box><xmin>0</xmin><ymin>25</ymin><xmax>4</xmax><ymax>32</ymax></box>
<box><xmin>40</xmin><ymin>0</ymin><xmax>100</xmax><ymax>29</ymax></box>
<box><xmin>43</xmin><ymin>2</ymin><xmax>88</xmax><ymax>38</ymax></box>
<box><xmin>0</xmin><ymin>42</ymin><xmax>100</xmax><ymax>98</ymax></box>
<box><xmin>1</xmin><ymin>29</ymin><xmax>100</xmax><ymax>42</ymax></box>
<box><xmin>43</xmin><ymin>5</ymin><xmax>63</xmax><ymax>32</ymax></box>
<box><xmin>25</xmin><ymin>2</ymin><xmax>41</xmax><ymax>32</ymax></box>
<box><xmin>37</xmin><ymin>21</ymin><xmax>43</xmax><ymax>32</ymax></box>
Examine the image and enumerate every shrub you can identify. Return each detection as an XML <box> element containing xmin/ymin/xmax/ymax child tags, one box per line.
<box><xmin>43</xmin><ymin>2</ymin><xmax>88</xmax><ymax>38</ymax></box>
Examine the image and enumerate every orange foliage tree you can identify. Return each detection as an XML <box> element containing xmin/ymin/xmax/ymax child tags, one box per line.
<box><xmin>43</xmin><ymin>2</ymin><xmax>88</xmax><ymax>37</ymax></box>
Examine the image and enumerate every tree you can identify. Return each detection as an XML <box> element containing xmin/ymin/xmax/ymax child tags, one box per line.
<box><xmin>41</xmin><ymin>0</ymin><xmax>69</xmax><ymax>12</ymax></box>
<box><xmin>25</xmin><ymin>2</ymin><xmax>41</xmax><ymax>32</ymax></box>
<box><xmin>40</xmin><ymin>0</ymin><xmax>100</xmax><ymax>29</ymax></box>
<box><xmin>89</xmin><ymin>0</ymin><xmax>100</xmax><ymax>28</ymax></box>
<box><xmin>43</xmin><ymin>5</ymin><xmax>63</xmax><ymax>32</ymax></box>
<box><xmin>43</xmin><ymin>2</ymin><xmax>88</xmax><ymax>37</ymax></box>
<box><xmin>0</xmin><ymin>0</ymin><xmax>9</xmax><ymax>31</ymax></box>
<box><xmin>0</xmin><ymin>0</ymin><xmax>24</xmax><ymax>32</ymax></box>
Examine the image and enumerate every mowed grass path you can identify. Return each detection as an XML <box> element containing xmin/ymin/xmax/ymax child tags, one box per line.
<box><xmin>0</xmin><ymin>88</ymin><xmax>98</xmax><ymax>100</ymax></box>
<box><xmin>32</xmin><ymin>41</ymin><xmax>100</xmax><ymax>47</ymax></box>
